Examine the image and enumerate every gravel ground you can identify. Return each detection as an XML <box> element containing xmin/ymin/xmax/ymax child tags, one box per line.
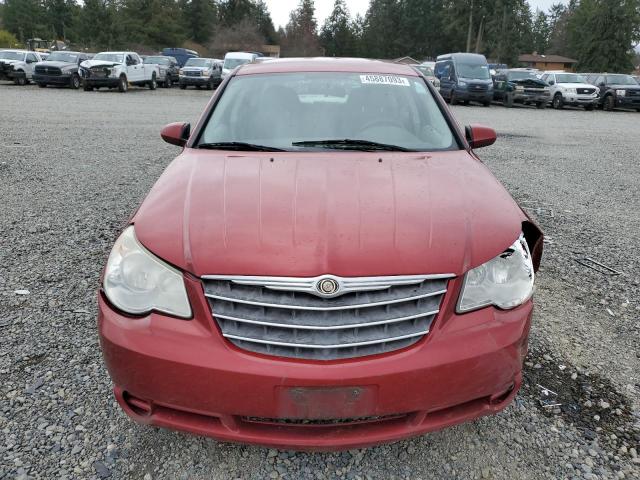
<box><xmin>1</xmin><ymin>85</ymin><xmax>638</xmax><ymax>480</ymax></box>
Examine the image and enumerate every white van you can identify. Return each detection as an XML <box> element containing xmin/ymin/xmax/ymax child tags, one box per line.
<box><xmin>221</xmin><ymin>52</ymin><xmax>258</xmax><ymax>80</ymax></box>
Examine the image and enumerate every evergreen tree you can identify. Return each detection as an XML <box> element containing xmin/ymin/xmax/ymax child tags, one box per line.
<box><xmin>282</xmin><ymin>0</ymin><xmax>321</xmax><ymax>56</ymax></box>
<box><xmin>320</xmin><ymin>0</ymin><xmax>357</xmax><ymax>57</ymax></box>
<box><xmin>361</xmin><ymin>0</ymin><xmax>403</xmax><ymax>58</ymax></box>
<box><xmin>182</xmin><ymin>0</ymin><xmax>217</xmax><ymax>44</ymax></box>
<box><xmin>531</xmin><ymin>10</ymin><xmax>550</xmax><ymax>53</ymax></box>
<box><xmin>2</xmin><ymin>0</ymin><xmax>46</xmax><ymax>41</ymax></box>
<box><xmin>568</xmin><ymin>0</ymin><xmax>640</xmax><ymax>72</ymax></box>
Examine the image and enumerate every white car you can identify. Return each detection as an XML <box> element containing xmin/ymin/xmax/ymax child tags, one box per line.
<box><xmin>221</xmin><ymin>52</ymin><xmax>258</xmax><ymax>80</ymax></box>
<box><xmin>541</xmin><ymin>71</ymin><xmax>599</xmax><ymax>110</ymax></box>
<box><xmin>0</xmin><ymin>49</ymin><xmax>43</xmax><ymax>85</ymax></box>
<box><xmin>79</xmin><ymin>51</ymin><xmax>159</xmax><ymax>92</ymax></box>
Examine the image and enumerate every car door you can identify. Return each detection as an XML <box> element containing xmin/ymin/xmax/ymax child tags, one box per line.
<box><xmin>126</xmin><ymin>54</ymin><xmax>142</xmax><ymax>82</ymax></box>
<box><xmin>439</xmin><ymin>62</ymin><xmax>453</xmax><ymax>99</ymax></box>
<box><xmin>25</xmin><ymin>52</ymin><xmax>39</xmax><ymax>77</ymax></box>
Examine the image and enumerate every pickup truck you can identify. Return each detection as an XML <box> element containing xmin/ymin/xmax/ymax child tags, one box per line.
<box><xmin>79</xmin><ymin>51</ymin><xmax>159</xmax><ymax>92</ymax></box>
<box><xmin>0</xmin><ymin>49</ymin><xmax>43</xmax><ymax>85</ymax></box>
<box><xmin>492</xmin><ymin>69</ymin><xmax>550</xmax><ymax>108</ymax></box>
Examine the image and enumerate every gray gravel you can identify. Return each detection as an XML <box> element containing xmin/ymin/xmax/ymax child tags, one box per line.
<box><xmin>1</xmin><ymin>85</ymin><xmax>639</xmax><ymax>480</ymax></box>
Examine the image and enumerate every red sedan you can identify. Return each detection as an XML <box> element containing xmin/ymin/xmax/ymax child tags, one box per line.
<box><xmin>98</xmin><ymin>58</ymin><xmax>543</xmax><ymax>450</ymax></box>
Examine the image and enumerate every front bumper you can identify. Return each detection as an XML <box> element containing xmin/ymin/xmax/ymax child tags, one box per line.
<box><xmin>562</xmin><ymin>94</ymin><xmax>598</xmax><ymax>106</ymax></box>
<box><xmin>99</xmin><ymin>275</ymin><xmax>532</xmax><ymax>450</ymax></box>
<box><xmin>512</xmin><ymin>92</ymin><xmax>550</xmax><ymax>103</ymax></box>
<box><xmin>455</xmin><ymin>90</ymin><xmax>493</xmax><ymax>102</ymax></box>
<box><xmin>179</xmin><ymin>76</ymin><xmax>210</xmax><ymax>86</ymax></box>
<box><xmin>616</xmin><ymin>96</ymin><xmax>640</xmax><ymax>108</ymax></box>
<box><xmin>33</xmin><ymin>73</ymin><xmax>72</xmax><ymax>85</ymax></box>
<box><xmin>83</xmin><ymin>77</ymin><xmax>120</xmax><ymax>88</ymax></box>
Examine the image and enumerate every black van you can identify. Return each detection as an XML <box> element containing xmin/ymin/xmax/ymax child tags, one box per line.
<box><xmin>435</xmin><ymin>53</ymin><xmax>493</xmax><ymax>106</ymax></box>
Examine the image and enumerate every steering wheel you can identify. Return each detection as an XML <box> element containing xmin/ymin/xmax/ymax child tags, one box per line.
<box><xmin>356</xmin><ymin>119</ymin><xmax>404</xmax><ymax>134</ymax></box>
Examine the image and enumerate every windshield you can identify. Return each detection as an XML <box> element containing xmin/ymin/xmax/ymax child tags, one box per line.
<box><xmin>93</xmin><ymin>53</ymin><xmax>124</xmax><ymax>63</ymax></box>
<box><xmin>457</xmin><ymin>63</ymin><xmax>490</xmax><ymax>80</ymax></box>
<box><xmin>0</xmin><ymin>51</ymin><xmax>24</xmax><ymax>61</ymax></box>
<box><xmin>185</xmin><ymin>58</ymin><xmax>211</xmax><ymax>68</ymax></box>
<box><xmin>414</xmin><ymin>66</ymin><xmax>434</xmax><ymax>77</ymax></box>
<box><xmin>606</xmin><ymin>74</ymin><xmax>637</xmax><ymax>85</ymax></box>
<box><xmin>555</xmin><ymin>73</ymin><xmax>586</xmax><ymax>83</ymax></box>
<box><xmin>507</xmin><ymin>71</ymin><xmax>539</xmax><ymax>81</ymax></box>
<box><xmin>199</xmin><ymin>72</ymin><xmax>456</xmax><ymax>152</ymax></box>
<box><xmin>144</xmin><ymin>56</ymin><xmax>170</xmax><ymax>66</ymax></box>
<box><xmin>224</xmin><ymin>58</ymin><xmax>251</xmax><ymax>70</ymax></box>
<box><xmin>47</xmin><ymin>52</ymin><xmax>80</xmax><ymax>63</ymax></box>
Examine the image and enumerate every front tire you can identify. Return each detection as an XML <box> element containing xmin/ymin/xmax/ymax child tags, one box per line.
<box><xmin>179</xmin><ymin>84</ymin><xmax>187</xmax><ymax>90</ymax></box>
<box><xmin>206</xmin><ymin>77</ymin><xmax>214</xmax><ymax>90</ymax></box>
<box><xmin>148</xmin><ymin>73</ymin><xmax>157</xmax><ymax>90</ymax></box>
<box><xmin>504</xmin><ymin>93</ymin><xmax>514</xmax><ymax>108</ymax></box>
<box><xmin>15</xmin><ymin>74</ymin><xmax>27</xmax><ymax>86</ymax></box>
<box><xmin>603</xmin><ymin>95</ymin><xmax>615</xmax><ymax>111</ymax></box>
<box><xmin>70</xmin><ymin>74</ymin><xmax>81</xmax><ymax>90</ymax></box>
<box><xmin>83</xmin><ymin>80</ymin><xmax>93</xmax><ymax>91</ymax></box>
<box><xmin>164</xmin><ymin>76</ymin><xmax>172</xmax><ymax>88</ymax></box>
<box><xmin>552</xmin><ymin>94</ymin><xmax>563</xmax><ymax>109</ymax></box>
<box><xmin>118</xmin><ymin>75</ymin><xmax>128</xmax><ymax>93</ymax></box>
<box><xmin>536</xmin><ymin>101</ymin><xmax>546</xmax><ymax>109</ymax></box>
<box><xmin>450</xmin><ymin>91</ymin><xmax>458</xmax><ymax>105</ymax></box>
<box><xmin>37</xmin><ymin>83</ymin><xmax>47</xmax><ymax>88</ymax></box>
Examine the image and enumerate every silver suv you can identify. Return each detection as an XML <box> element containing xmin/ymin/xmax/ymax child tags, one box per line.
<box><xmin>541</xmin><ymin>72</ymin><xmax>599</xmax><ymax>110</ymax></box>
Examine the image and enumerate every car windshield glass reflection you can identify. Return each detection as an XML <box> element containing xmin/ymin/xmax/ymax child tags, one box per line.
<box><xmin>458</xmin><ymin>64</ymin><xmax>490</xmax><ymax>80</ymax></box>
<box><xmin>556</xmin><ymin>74</ymin><xmax>586</xmax><ymax>83</ymax></box>
<box><xmin>606</xmin><ymin>75</ymin><xmax>637</xmax><ymax>85</ymax></box>
<box><xmin>199</xmin><ymin>72</ymin><xmax>456</xmax><ymax>152</ymax></box>
<box><xmin>93</xmin><ymin>53</ymin><xmax>124</xmax><ymax>63</ymax></box>
<box><xmin>0</xmin><ymin>51</ymin><xmax>24</xmax><ymax>61</ymax></box>
<box><xmin>185</xmin><ymin>59</ymin><xmax>211</xmax><ymax>68</ymax></box>
<box><xmin>46</xmin><ymin>52</ymin><xmax>79</xmax><ymax>62</ymax></box>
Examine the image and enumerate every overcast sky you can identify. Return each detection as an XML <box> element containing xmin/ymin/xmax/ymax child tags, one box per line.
<box><xmin>263</xmin><ymin>0</ymin><xmax>568</xmax><ymax>29</ymax></box>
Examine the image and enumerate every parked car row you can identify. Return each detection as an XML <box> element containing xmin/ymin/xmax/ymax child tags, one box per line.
<box><xmin>0</xmin><ymin>47</ymin><xmax>261</xmax><ymax>93</ymax></box>
<box><xmin>432</xmin><ymin>52</ymin><xmax>640</xmax><ymax>112</ymax></box>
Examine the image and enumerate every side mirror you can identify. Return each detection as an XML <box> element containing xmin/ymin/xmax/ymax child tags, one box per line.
<box><xmin>161</xmin><ymin>122</ymin><xmax>190</xmax><ymax>147</ymax></box>
<box><xmin>465</xmin><ymin>124</ymin><xmax>496</xmax><ymax>149</ymax></box>
<box><xmin>548</xmin><ymin>80</ymin><xmax>554</xmax><ymax>85</ymax></box>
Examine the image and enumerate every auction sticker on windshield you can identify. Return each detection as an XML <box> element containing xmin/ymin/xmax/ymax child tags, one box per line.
<box><xmin>360</xmin><ymin>74</ymin><xmax>410</xmax><ymax>87</ymax></box>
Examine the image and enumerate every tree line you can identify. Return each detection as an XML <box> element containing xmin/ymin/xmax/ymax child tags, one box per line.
<box><xmin>0</xmin><ymin>0</ymin><xmax>638</xmax><ymax>72</ymax></box>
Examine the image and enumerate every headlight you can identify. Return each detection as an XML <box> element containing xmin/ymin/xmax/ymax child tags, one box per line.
<box><xmin>179</xmin><ymin>68</ymin><xmax>183</xmax><ymax>75</ymax></box>
<box><xmin>616</xmin><ymin>89</ymin><xmax>626</xmax><ymax>96</ymax></box>
<box><xmin>567</xmin><ymin>88</ymin><xmax>577</xmax><ymax>94</ymax></box>
<box><xmin>515</xmin><ymin>85</ymin><xmax>524</xmax><ymax>91</ymax></box>
<box><xmin>457</xmin><ymin>235</ymin><xmax>534</xmax><ymax>313</ymax></box>
<box><xmin>458</xmin><ymin>81</ymin><xmax>467</xmax><ymax>87</ymax></box>
<box><xmin>103</xmin><ymin>226</ymin><xmax>191</xmax><ymax>318</ymax></box>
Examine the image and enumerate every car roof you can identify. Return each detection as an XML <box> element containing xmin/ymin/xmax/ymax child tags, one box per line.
<box><xmin>237</xmin><ymin>58</ymin><xmax>419</xmax><ymax>76</ymax></box>
<box><xmin>1</xmin><ymin>49</ymin><xmax>28</xmax><ymax>53</ymax></box>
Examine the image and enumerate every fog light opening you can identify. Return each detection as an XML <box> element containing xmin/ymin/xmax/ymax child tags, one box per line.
<box><xmin>489</xmin><ymin>383</ymin><xmax>515</xmax><ymax>406</ymax></box>
<box><xmin>122</xmin><ymin>391</ymin><xmax>153</xmax><ymax>416</ymax></box>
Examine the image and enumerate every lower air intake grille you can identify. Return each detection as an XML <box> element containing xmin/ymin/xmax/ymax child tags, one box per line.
<box><xmin>202</xmin><ymin>274</ymin><xmax>451</xmax><ymax>360</ymax></box>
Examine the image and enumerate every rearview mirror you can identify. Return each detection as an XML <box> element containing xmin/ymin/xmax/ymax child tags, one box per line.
<box><xmin>465</xmin><ymin>124</ymin><xmax>496</xmax><ymax>149</ymax></box>
<box><xmin>161</xmin><ymin>122</ymin><xmax>190</xmax><ymax>147</ymax></box>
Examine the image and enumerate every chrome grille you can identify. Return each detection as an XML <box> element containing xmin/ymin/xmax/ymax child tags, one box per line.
<box><xmin>184</xmin><ymin>70</ymin><xmax>202</xmax><ymax>77</ymax></box>
<box><xmin>577</xmin><ymin>87</ymin><xmax>596</xmax><ymax>95</ymax></box>
<box><xmin>35</xmin><ymin>65</ymin><xmax>61</xmax><ymax>75</ymax></box>
<box><xmin>202</xmin><ymin>274</ymin><xmax>452</xmax><ymax>360</ymax></box>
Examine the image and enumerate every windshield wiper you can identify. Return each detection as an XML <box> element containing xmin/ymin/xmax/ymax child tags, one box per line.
<box><xmin>292</xmin><ymin>139</ymin><xmax>412</xmax><ymax>151</ymax></box>
<box><xmin>197</xmin><ymin>142</ymin><xmax>286</xmax><ymax>152</ymax></box>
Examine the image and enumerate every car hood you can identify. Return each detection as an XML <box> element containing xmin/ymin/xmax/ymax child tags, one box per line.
<box><xmin>37</xmin><ymin>60</ymin><xmax>75</xmax><ymax>68</ymax></box>
<box><xmin>609</xmin><ymin>84</ymin><xmax>640</xmax><ymax>90</ymax></box>
<box><xmin>80</xmin><ymin>59</ymin><xmax>121</xmax><ymax>69</ymax></box>
<box><xmin>133</xmin><ymin>150</ymin><xmax>526</xmax><ymax>277</ymax></box>
<box><xmin>510</xmin><ymin>78</ymin><xmax>547</xmax><ymax>88</ymax></box>
<box><xmin>557</xmin><ymin>82</ymin><xmax>594</xmax><ymax>89</ymax></box>
<box><xmin>0</xmin><ymin>59</ymin><xmax>22</xmax><ymax>65</ymax></box>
